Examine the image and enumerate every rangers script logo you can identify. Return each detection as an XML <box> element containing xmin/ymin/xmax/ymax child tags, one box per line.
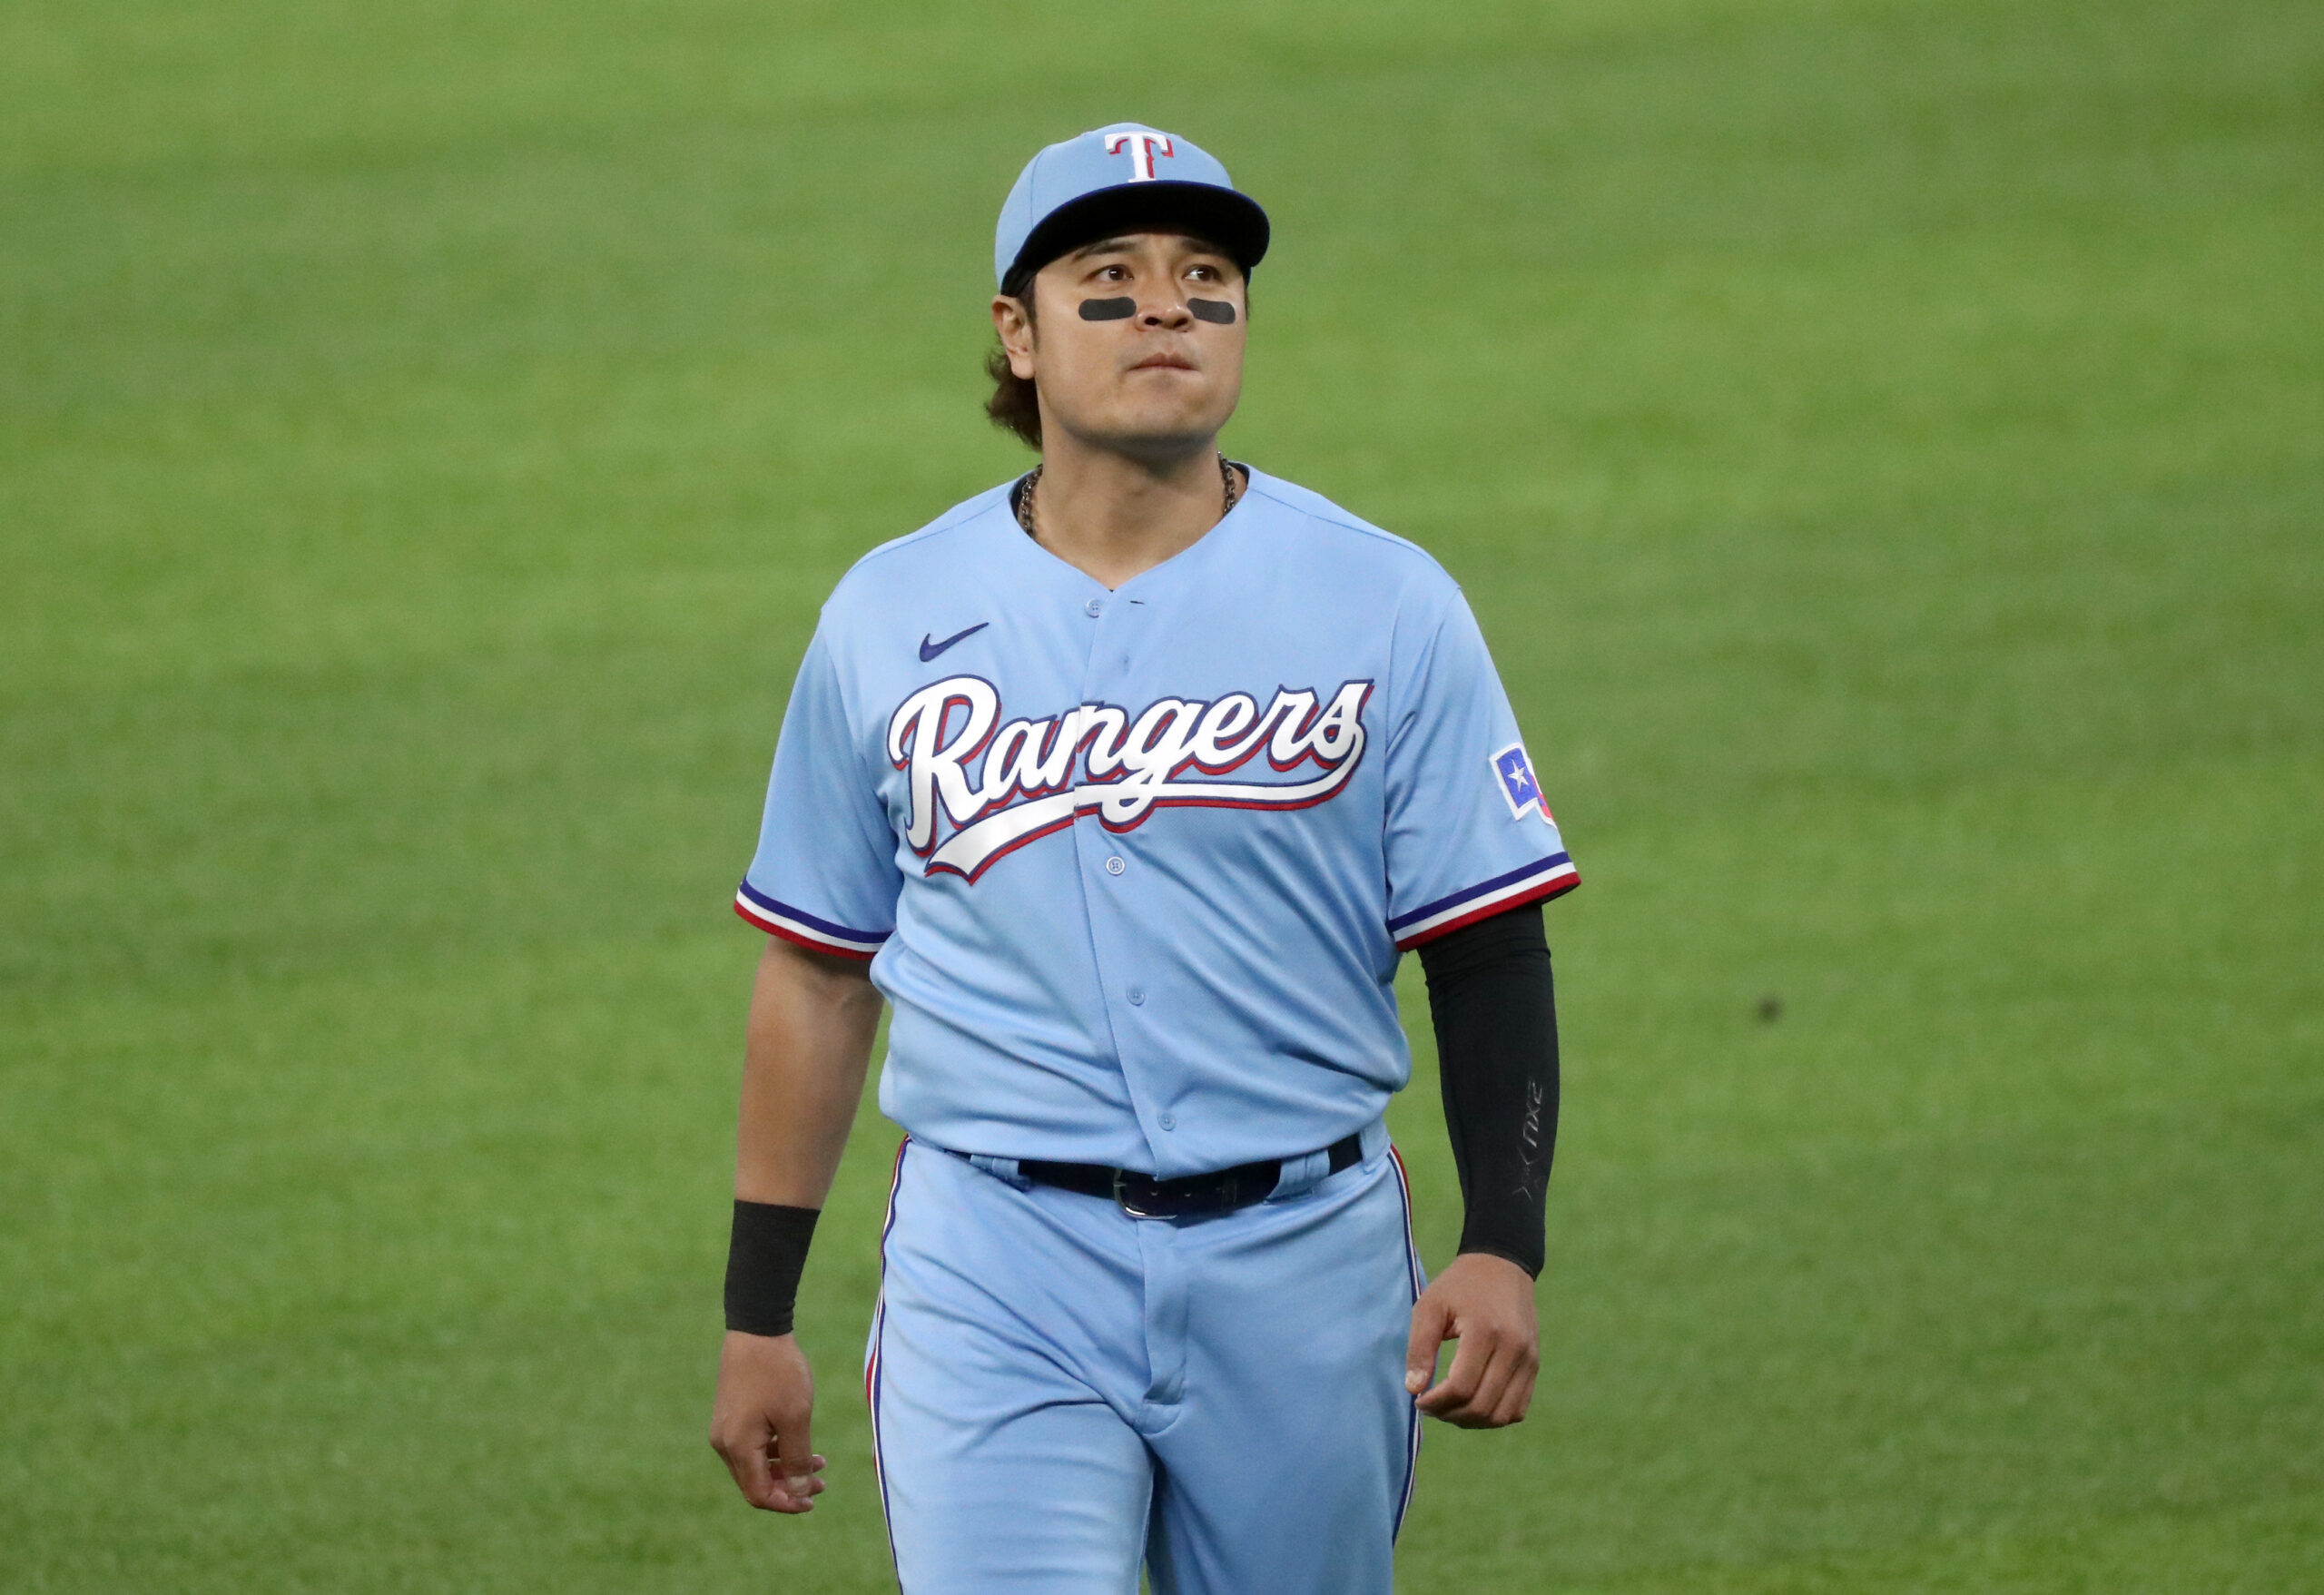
<box><xmin>889</xmin><ymin>675</ymin><xmax>1373</xmax><ymax>881</ymax></box>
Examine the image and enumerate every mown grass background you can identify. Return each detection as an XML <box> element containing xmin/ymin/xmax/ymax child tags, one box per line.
<box><xmin>4</xmin><ymin>0</ymin><xmax>2319</xmax><ymax>1589</ymax></box>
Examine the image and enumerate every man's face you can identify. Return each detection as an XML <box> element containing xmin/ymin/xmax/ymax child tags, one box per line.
<box><xmin>994</xmin><ymin>229</ymin><xmax>1247</xmax><ymax>459</ymax></box>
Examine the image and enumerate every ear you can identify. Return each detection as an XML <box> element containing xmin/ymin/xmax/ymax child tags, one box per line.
<box><xmin>991</xmin><ymin>293</ymin><xmax>1038</xmax><ymax>380</ymax></box>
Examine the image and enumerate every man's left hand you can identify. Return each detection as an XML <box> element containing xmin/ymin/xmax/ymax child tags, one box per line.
<box><xmin>1404</xmin><ymin>1252</ymin><xmax>1540</xmax><ymax>1428</ymax></box>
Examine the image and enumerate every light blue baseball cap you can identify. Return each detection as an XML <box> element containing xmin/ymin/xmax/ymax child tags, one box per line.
<box><xmin>993</xmin><ymin>123</ymin><xmax>1270</xmax><ymax>292</ymax></box>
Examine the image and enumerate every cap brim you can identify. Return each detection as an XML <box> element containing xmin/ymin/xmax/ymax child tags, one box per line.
<box><xmin>1003</xmin><ymin>182</ymin><xmax>1270</xmax><ymax>293</ymax></box>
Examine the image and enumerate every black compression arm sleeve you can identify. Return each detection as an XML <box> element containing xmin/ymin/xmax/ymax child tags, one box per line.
<box><xmin>1414</xmin><ymin>901</ymin><xmax>1558</xmax><ymax>1277</ymax></box>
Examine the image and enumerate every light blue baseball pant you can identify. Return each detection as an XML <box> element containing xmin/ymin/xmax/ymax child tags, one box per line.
<box><xmin>865</xmin><ymin>1123</ymin><xmax>1423</xmax><ymax>1593</ymax></box>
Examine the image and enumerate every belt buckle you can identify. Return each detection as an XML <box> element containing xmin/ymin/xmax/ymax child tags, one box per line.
<box><xmin>1112</xmin><ymin>1167</ymin><xmax>1157</xmax><ymax>1219</ymax></box>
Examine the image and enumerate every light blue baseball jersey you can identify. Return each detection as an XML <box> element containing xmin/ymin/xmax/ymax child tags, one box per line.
<box><xmin>737</xmin><ymin>467</ymin><xmax>1576</xmax><ymax>1177</ymax></box>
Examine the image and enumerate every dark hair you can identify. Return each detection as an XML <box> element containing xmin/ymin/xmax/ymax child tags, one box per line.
<box><xmin>985</xmin><ymin>281</ymin><xmax>1042</xmax><ymax>450</ymax></box>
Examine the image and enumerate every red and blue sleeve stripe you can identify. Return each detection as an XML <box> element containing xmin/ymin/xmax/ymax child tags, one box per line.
<box><xmin>1387</xmin><ymin>852</ymin><xmax>1579</xmax><ymax>950</ymax></box>
<box><xmin>733</xmin><ymin>880</ymin><xmax>891</xmax><ymax>960</ymax></box>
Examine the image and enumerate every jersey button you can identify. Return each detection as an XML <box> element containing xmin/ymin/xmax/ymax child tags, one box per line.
<box><xmin>1104</xmin><ymin>855</ymin><xmax>1127</xmax><ymax>875</ymax></box>
<box><xmin>1084</xmin><ymin>597</ymin><xmax>1104</xmax><ymax>616</ymax></box>
<box><xmin>1127</xmin><ymin>986</ymin><xmax>1146</xmax><ymax>1006</ymax></box>
<box><xmin>1157</xmin><ymin>1112</ymin><xmax>1176</xmax><ymax>1130</ymax></box>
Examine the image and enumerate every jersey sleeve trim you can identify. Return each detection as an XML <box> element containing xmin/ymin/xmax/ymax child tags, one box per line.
<box><xmin>734</xmin><ymin>881</ymin><xmax>889</xmax><ymax>960</ymax></box>
<box><xmin>1390</xmin><ymin>853</ymin><xmax>1579</xmax><ymax>950</ymax></box>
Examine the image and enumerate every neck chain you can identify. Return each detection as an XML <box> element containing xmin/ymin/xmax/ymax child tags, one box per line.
<box><xmin>1016</xmin><ymin>455</ymin><xmax>1244</xmax><ymax>543</ymax></box>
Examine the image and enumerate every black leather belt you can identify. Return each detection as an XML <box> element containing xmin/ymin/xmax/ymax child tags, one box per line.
<box><xmin>1015</xmin><ymin>1131</ymin><xmax>1365</xmax><ymax>1218</ymax></box>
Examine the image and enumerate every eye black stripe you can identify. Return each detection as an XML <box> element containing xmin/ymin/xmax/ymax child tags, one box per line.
<box><xmin>1078</xmin><ymin>297</ymin><xmax>1136</xmax><ymax>320</ymax></box>
<box><xmin>1188</xmin><ymin>299</ymin><xmax>1237</xmax><ymax>324</ymax></box>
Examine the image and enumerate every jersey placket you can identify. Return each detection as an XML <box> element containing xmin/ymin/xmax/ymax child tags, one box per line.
<box><xmin>1070</xmin><ymin>587</ymin><xmax>1183</xmax><ymax>1174</ymax></box>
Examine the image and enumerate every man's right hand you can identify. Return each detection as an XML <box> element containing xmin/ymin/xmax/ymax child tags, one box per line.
<box><xmin>710</xmin><ymin>1330</ymin><xmax>827</xmax><ymax>1511</ymax></box>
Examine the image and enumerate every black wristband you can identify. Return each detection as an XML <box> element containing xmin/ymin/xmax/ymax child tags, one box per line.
<box><xmin>1415</xmin><ymin>901</ymin><xmax>1559</xmax><ymax>1278</ymax></box>
<box><xmin>724</xmin><ymin>1200</ymin><xmax>820</xmax><ymax>1337</ymax></box>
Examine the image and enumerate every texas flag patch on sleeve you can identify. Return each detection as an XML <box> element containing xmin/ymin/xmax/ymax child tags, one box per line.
<box><xmin>1491</xmin><ymin>742</ymin><xmax>1554</xmax><ymax>822</ymax></box>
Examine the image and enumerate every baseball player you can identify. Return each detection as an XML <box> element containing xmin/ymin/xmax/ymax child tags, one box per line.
<box><xmin>709</xmin><ymin>123</ymin><xmax>1575</xmax><ymax>1593</ymax></box>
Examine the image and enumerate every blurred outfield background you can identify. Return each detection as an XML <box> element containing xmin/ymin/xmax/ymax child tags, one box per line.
<box><xmin>4</xmin><ymin>0</ymin><xmax>2320</xmax><ymax>1590</ymax></box>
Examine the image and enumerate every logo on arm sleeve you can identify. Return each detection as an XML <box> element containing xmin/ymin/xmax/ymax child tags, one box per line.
<box><xmin>1491</xmin><ymin>742</ymin><xmax>1550</xmax><ymax>822</ymax></box>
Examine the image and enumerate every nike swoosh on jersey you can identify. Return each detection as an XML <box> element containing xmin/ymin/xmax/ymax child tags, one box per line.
<box><xmin>919</xmin><ymin>622</ymin><xmax>990</xmax><ymax>662</ymax></box>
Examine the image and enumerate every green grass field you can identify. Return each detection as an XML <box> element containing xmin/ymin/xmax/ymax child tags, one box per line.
<box><xmin>5</xmin><ymin>0</ymin><xmax>2320</xmax><ymax>1589</ymax></box>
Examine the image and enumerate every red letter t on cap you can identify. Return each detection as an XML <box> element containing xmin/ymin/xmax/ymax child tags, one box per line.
<box><xmin>1104</xmin><ymin>131</ymin><xmax>1175</xmax><ymax>182</ymax></box>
